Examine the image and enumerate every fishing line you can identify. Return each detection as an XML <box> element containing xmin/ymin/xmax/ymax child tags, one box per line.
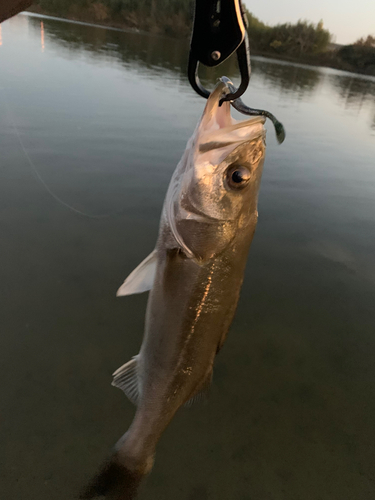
<box><xmin>1</xmin><ymin>88</ymin><xmax>125</xmax><ymax>219</ymax></box>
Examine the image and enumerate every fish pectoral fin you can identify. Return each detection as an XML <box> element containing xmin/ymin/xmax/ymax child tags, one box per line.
<box><xmin>117</xmin><ymin>250</ymin><xmax>157</xmax><ymax>297</ymax></box>
<box><xmin>112</xmin><ymin>356</ymin><xmax>140</xmax><ymax>406</ymax></box>
<box><xmin>184</xmin><ymin>370</ymin><xmax>213</xmax><ymax>408</ymax></box>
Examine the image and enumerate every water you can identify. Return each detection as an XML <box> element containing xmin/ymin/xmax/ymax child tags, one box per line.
<box><xmin>1</xmin><ymin>13</ymin><xmax>375</xmax><ymax>500</ymax></box>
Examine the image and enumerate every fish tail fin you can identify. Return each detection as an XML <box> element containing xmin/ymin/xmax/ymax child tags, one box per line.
<box><xmin>80</xmin><ymin>459</ymin><xmax>142</xmax><ymax>500</ymax></box>
<box><xmin>80</xmin><ymin>433</ymin><xmax>154</xmax><ymax>500</ymax></box>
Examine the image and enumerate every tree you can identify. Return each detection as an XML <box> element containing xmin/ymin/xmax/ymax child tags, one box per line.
<box><xmin>338</xmin><ymin>38</ymin><xmax>375</xmax><ymax>75</ymax></box>
<box><xmin>354</xmin><ymin>35</ymin><xmax>375</xmax><ymax>47</ymax></box>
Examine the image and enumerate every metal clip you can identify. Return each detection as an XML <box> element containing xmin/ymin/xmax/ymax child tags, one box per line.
<box><xmin>188</xmin><ymin>0</ymin><xmax>250</xmax><ymax>103</ymax></box>
<box><xmin>188</xmin><ymin>0</ymin><xmax>286</xmax><ymax>144</ymax></box>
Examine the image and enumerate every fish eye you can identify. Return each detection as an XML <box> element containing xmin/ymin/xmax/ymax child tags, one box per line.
<box><xmin>225</xmin><ymin>165</ymin><xmax>251</xmax><ymax>190</ymax></box>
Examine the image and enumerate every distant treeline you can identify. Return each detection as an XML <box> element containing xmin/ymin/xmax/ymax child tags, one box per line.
<box><xmin>337</xmin><ymin>35</ymin><xmax>375</xmax><ymax>75</ymax></box>
<box><xmin>246</xmin><ymin>13</ymin><xmax>375</xmax><ymax>76</ymax></box>
<box><xmin>32</xmin><ymin>0</ymin><xmax>195</xmax><ymax>36</ymax></box>
<box><xmin>30</xmin><ymin>0</ymin><xmax>375</xmax><ymax>75</ymax></box>
<box><xmin>247</xmin><ymin>14</ymin><xmax>330</xmax><ymax>57</ymax></box>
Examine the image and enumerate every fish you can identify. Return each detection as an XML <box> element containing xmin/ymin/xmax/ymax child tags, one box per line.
<box><xmin>81</xmin><ymin>80</ymin><xmax>267</xmax><ymax>500</ymax></box>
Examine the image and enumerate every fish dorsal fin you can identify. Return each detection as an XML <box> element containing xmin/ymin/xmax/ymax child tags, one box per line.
<box><xmin>184</xmin><ymin>369</ymin><xmax>213</xmax><ymax>408</ymax></box>
<box><xmin>112</xmin><ymin>356</ymin><xmax>140</xmax><ymax>406</ymax></box>
<box><xmin>116</xmin><ymin>250</ymin><xmax>157</xmax><ymax>297</ymax></box>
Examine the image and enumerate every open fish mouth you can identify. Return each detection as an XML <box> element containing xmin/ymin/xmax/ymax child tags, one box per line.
<box><xmin>197</xmin><ymin>81</ymin><xmax>266</xmax><ymax>160</ymax></box>
<box><xmin>194</xmin><ymin>80</ymin><xmax>266</xmax><ymax>178</ymax></box>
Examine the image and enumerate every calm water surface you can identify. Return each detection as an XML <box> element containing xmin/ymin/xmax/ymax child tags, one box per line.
<box><xmin>1</xmin><ymin>13</ymin><xmax>375</xmax><ymax>500</ymax></box>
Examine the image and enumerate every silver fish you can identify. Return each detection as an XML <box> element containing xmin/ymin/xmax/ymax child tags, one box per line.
<box><xmin>82</xmin><ymin>81</ymin><xmax>267</xmax><ymax>500</ymax></box>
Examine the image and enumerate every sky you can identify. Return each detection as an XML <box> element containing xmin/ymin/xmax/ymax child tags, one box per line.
<box><xmin>243</xmin><ymin>0</ymin><xmax>375</xmax><ymax>45</ymax></box>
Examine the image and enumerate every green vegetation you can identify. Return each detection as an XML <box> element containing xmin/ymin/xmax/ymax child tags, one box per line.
<box><xmin>32</xmin><ymin>0</ymin><xmax>194</xmax><ymax>36</ymax></box>
<box><xmin>246</xmin><ymin>13</ymin><xmax>331</xmax><ymax>57</ymax></box>
<box><xmin>29</xmin><ymin>0</ymin><xmax>375</xmax><ymax>76</ymax></box>
<box><xmin>337</xmin><ymin>36</ymin><xmax>375</xmax><ymax>75</ymax></box>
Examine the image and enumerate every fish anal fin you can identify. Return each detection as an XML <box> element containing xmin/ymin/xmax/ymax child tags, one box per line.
<box><xmin>112</xmin><ymin>356</ymin><xmax>140</xmax><ymax>406</ymax></box>
<box><xmin>117</xmin><ymin>250</ymin><xmax>157</xmax><ymax>297</ymax></box>
<box><xmin>184</xmin><ymin>370</ymin><xmax>213</xmax><ymax>408</ymax></box>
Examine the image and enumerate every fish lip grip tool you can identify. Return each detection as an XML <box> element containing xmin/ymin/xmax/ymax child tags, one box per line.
<box><xmin>188</xmin><ymin>0</ymin><xmax>251</xmax><ymax>104</ymax></box>
<box><xmin>188</xmin><ymin>0</ymin><xmax>286</xmax><ymax>143</ymax></box>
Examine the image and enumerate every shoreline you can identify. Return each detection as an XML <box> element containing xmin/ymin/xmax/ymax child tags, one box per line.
<box><xmin>23</xmin><ymin>10</ymin><xmax>375</xmax><ymax>79</ymax></box>
<box><xmin>22</xmin><ymin>10</ymin><xmax>149</xmax><ymax>37</ymax></box>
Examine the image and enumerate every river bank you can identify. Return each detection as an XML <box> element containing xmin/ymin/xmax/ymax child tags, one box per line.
<box><xmin>26</xmin><ymin>6</ymin><xmax>375</xmax><ymax>77</ymax></box>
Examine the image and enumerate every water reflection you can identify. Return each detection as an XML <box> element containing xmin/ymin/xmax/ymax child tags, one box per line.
<box><xmin>26</xmin><ymin>13</ymin><xmax>375</xmax><ymax>117</ymax></box>
<box><xmin>28</xmin><ymin>15</ymin><xmax>190</xmax><ymax>83</ymax></box>
<box><xmin>27</xmin><ymin>15</ymin><xmax>324</xmax><ymax>100</ymax></box>
<box><xmin>41</xmin><ymin>21</ymin><xmax>45</xmax><ymax>52</ymax></box>
<box><xmin>331</xmin><ymin>73</ymin><xmax>375</xmax><ymax>106</ymax></box>
<box><xmin>330</xmin><ymin>75</ymin><xmax>375</xmax><ymax>129</ymax></box>
<box><xmin>330</xmin><ymin>73</ymin><xmax>375</xmax><ymax>125</ymax></box>
<box><xmin>251</xmin><ymin>57</ymin><xmax>322</xmax><ymax>98</ymax></box>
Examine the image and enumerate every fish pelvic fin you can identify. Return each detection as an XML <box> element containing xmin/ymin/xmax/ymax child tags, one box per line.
<box><xmin>112</xmin><ymin>356</ymin><xmax>140</xmax><ymax>406</ymax></box>
<box><xmin>117</xmin><ymin>250</ymin><xmax>157</xmax><ymax>297</ymax></box>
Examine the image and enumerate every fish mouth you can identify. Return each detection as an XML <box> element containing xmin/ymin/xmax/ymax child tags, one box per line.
<box><xmin>197</xmin><ymin>81</ymin><xmax>266</xmax><ymax>155</ymax></box>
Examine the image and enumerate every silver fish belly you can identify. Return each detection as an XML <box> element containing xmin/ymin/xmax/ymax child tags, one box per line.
<box><xmin>82</xmin><ymin>81</ymin><xmax>266</xmax><ymax>500</ymax></box>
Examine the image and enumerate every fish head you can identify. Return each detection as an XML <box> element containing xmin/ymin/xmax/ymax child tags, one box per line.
<box><xmin>165</xmin><ymin>81</ymin><xmax>266</xmax><ymax>263</ymax></box>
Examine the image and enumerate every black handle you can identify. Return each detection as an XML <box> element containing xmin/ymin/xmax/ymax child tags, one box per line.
<box><xmin>190</xmin><ymin>0</ymin><xmax>246</xmax><ymax>67</ymax></box>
